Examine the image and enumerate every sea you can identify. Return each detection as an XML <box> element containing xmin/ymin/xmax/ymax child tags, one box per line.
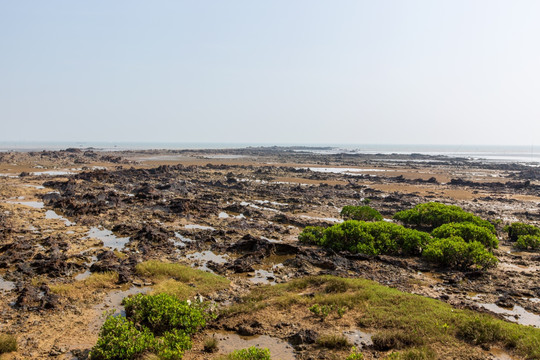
<box><xmin>0</xmin><ymin>142</ymin><xmax>539</xmax><ymax>165</ymax></box>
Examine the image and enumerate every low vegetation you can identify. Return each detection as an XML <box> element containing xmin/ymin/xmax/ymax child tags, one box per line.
<box><xmin>422</xmin><ymin>236</ymin><xmax>498</xmax><ymax>270</ymax></box>
<box><xmin>225</xmin><ymin>276</ymin><xmax>540</xmax><ymax>359</ymax></box>
<box><xmin>301</xmin><ymin>202</ymin><xmax>500</xmax><ymax>270</ymax></box>
<box><xmin>219</xmin><ymin>347</ymin><xmax>271</xmax><ymax>360</ymax></box>
<box><xmin>393</xmin><ymin>202</ymin><xmax>496</xmax><ymax>233</ymax></box>
<box><xmin>515</xmin><ymin>234</ymin><xmax>540</xmax><ymax>250</ymax></box>
<box><xmin>504</xmin><ymin>222</ymin><xmax>540</xmax><ymax>242</ymax></box>
<box><xmin>316</xmin><ymin>334</ymin><xmax>351</xmax><ymax>349</ymax></box>
<box><xmin>431</xmin><ymin>222</ymin><xmax>498</xmax><ymax>249</ymax></box>
<box><xmin>136</xmin><ymin>260</ymin><xmax>230</xmax><ymax>297</ymax></box>
<box><xmin>340</xmin><ymin>205</ymin><xmax>383</xmax><ymax>221</ymax></box>
<box><xmin>49</xmin><ymin>272</ymin><xmax>119</xmax><ymax>300</ymax></box>
<box><xmin>299</xmin><ymin>220</ymin><xmax>431</xmax><ymax>255</ymax></box>
<box><xmin>0</xmin><ymin>334</ymin><xmax>17</xmax><ymax>354</ymax></box>
<box><xmin>91</xmin><ymin>293</ymin><xmax>215</xmax><ymax>360</ymax></box>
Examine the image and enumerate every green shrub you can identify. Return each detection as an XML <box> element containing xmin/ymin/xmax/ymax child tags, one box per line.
<box><xmin>298</xmin><ymin>226</ymin><xmax>325</xmax><ymax>245</ymax></box>
<box><xmin>0</xmin><ymin>334</ymin><xmax>17</xmax><ymax>354</ymax></box>
<box><xmin>90</xmin><ymin>316</ymin><xmax>156</xmax><ymax>360</ymax></box>
<box><xmin>301</xmin><ymin>220</ymin><xmax>431</xmax><ymax>256</ymax></box>
<box><xmin>157</xmin><ymin>329</ymin><xmax>192</xmax><ymax>360</ymax></box>
<box><xmin>394</xmin><ymin>202</ymin><xmax>495</xmax><ymax>233</ymax></box>
<box><xmin>504</xmin><ymin>222</ymin><xmax>540</xmax><ymax>242</ymax></box>
<box><xmin>341</xmin><ymin>205</ymin><xmax>383</xmax><ymax>221</ymax></box>
<box><xmin>222</xmin><ymin>347</ymin><xmax>271</xmax><ymax>360</ymax></box>
<box><xmin>431</xmin><ymin>222</ymin><xmax>498</xmax><ymax>249</ymax></box>
<box><xmin>422</xmin><ymin>236</ymin><xmax>498</xmax><ymax>270</ymax></box>
<box><xmin>515</xmin><ymin>235</ymin><xmax>540</xmax><ymax>251</ymax></box>
<box><xmin>123</xmin><ymin>293</ymin><xmax>212</xmax><ymax>336</ymax></box>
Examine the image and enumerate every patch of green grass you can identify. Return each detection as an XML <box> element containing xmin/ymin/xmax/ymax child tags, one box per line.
<box><xmin>136</xmin><ymin>260</ymin><xmax>229</xmax><ymax>297</ymax></box>
<box><xmin>0</xmin><ymin>334</ymin><xmax>17</xmax><ymax>354</ymax></box>
<box><xmin>219</xmin><ymin>347</ymin><xmax>271</xmax><ymax>360</ymax></box>
<box><xmin>227</xmin><ymin>275</ymin><xmax>540</xmax><ymax>359</ymax></box>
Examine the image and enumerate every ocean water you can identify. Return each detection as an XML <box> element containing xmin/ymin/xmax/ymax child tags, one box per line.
<box><xmin>0</xmin><ymin>142</ymin><xmax>538</xmax><ymax>165</ymax></box>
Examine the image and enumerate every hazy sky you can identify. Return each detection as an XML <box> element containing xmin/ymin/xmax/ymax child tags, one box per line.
<box><xmin>1</xmin><ymin>1</ymin><xmax>539</xmax><ymax>145</ymax></box>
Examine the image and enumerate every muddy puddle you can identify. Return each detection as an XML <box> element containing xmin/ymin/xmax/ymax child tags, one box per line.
<box><xmin>343</xmin><ymin>329</ymin><xmax>373</xmax><ymax>348</ymax></box>
<box><xmin>240</xmin><ymin>201</ymin><xmax>281</xmax><ymax>213</ymax></box>
<box><xmin>86</xmin><ymin>227</ymin><xmax>130</xmax><ymax>251</ymax></box>
<box><xmin>93</xmin><ymin>286</ymin><xmax>151</xmax><ymax>321</ymax></box>
<box><xmin>45</xmin><ymin>210</ymin><xmax>75</xmax><ymax>226</ymax></box>
<box><xmin>74</xmin><ymin>255</ymin><xmax>97</xmax><ymax>281</ymax></box>
<box><xmin>298</xmin><ymin>214</ymin><xmax>343</xmax><ymax>223</ymax></box>
<box><xmin>300</xmin><ymin>167</ymin><xmax>388</xmax><ymax>175</ymax></box>
<box><xmin>185</xmin><ymin>224</ymin><xmax>216</xmax><ymax>231</ymax></box>
<box><xmin>4</xmin><ymin>200</ymin><xmax>44</xmax><ymax>209</ymax></box>
<box><xmin>0</xmin><ymin>275</ymin><xmax>16</xmax><ymax>292</ymax></box>
<box><xmin>210</xmin><ymin>331</ymin><xmax>295</xmax><ymax>359</ymax></box>
<box><xmin>187</xmin><ymin>251</ymin><xmax>228</xmax><ymax>272</ymax></box>
<box><xmin>479</xmin><ymin>303</ymin><xmax>540</xmax><ymax>328</ymax></box>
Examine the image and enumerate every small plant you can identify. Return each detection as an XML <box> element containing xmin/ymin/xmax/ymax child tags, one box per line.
<box><xmin>0</xmin><ymin>334</ymin><xmax>17</xmax><ymax>354</ymax></box>
<box><xmin>504</xmin><ymin>222</ymin><xmax>540</xmax><ymax>242</ymax></box>
<box><xmin>515</xmin><ymin>235</ymin><xmax>540</xmax><ymax>251</ymax></box>
<box><xmin>309</xmin><ymin>303</ymin><xmax>333</xmax><ymax>320</ymax></box>
<box><xmin>432</xmin><ymin>222</ymin><xmax>498</xmax><ymax>249</ymax></box>
<box><xmin>422</xmin><ymin>236</ymin><xmax>498</xmax><ymax>270</ymax></box>
<box><xmin>90</xmin><ymin>316</ymin><xmax>156</xmax><ymax>360</ymax></box>
<box><xmin>122</xmin><ymin>293</ymin><xmax>214</xmax><ymax>336</ymax></box>
<box><xmin>203</xmin><ymin>336</ymin><xmax>219</xmax><ymax>353</ymax></box>
<box><xmin>341</xmin><ymin>205</ymin><xmax>383</xmax><ymax>221</ymax></box>
<box><xmin>298</xmin><ymin>226</ymin><xmax>325</xmax><ymax>245</ymax></box>
<box><xmin>222</xmin><ymin>346</ymin><xmax>271</xmax><ymax>360</ymax></box>
<box><xmin>337</xmin><ymin>306</ymin><xmax>347</xmax><ymax>318</ymax></box>
<box><xmin>316</xmin><ymin>334</ymin><xmax>351</xmax><ymax>349</ymax></box>
<box><xmin>346</xmin><ymin>347</ymin><xmax>364</xmax><ymax>360</ymax></box>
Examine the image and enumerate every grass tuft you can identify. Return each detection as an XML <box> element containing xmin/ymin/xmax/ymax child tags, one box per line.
<box><xmin>136</xmin><ymin>260</ymin><xmax>229</xmax><ymax>297</ymax></box>
<box><xmin>0</xmin><ymin>334</ymin><xmax>17</xmax><ymax>354</ymax></box>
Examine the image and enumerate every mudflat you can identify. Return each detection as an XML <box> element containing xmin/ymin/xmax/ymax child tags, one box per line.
<box><xmin>0</xmin><ymin>147</ymin><xmax>539</xmax><ymax>359</ymax></box>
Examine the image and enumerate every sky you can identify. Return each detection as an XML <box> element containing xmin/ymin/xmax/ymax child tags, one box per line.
<box><xmin>1</xmin><ymin>1</ymin><xmax>540</xmax><ymax>146</ymax></box>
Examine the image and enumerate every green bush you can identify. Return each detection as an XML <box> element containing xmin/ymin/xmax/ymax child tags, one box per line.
<box><xmin>157</xmin><ymin>329</ymin><xmax>192</xmax><ymax>360</ymax></box>
<box><xmin>0</xmin><ymin>334</ymin><xmax>17</xmax><ymax>354</ymax></box>
<box><xmin>298</xmin><ymin>226</ymin><xmax>325</xmax><ymax>245</ymax></box>
<box><xmin>92</xmin><ymin>293</ymin><xmax>215</xmax><ymax>360</ymax></box>
<box><xmin>341</xmin><ymin>205</ymin><xmax>383</xmax><ymax>221</ymax></box>
<box><xmin>299</xmin><ymin>220</ymin><xmax>431</xmax><ymax>256</ymax></box>
<box><xmin>393</xmin><ymin>202</ymin><xmax>495</xmax><ymax>233</ymax></box>
<box><xmin>123</xmin><ymin>293</ymin><xmax>212</xmax><ymax>336</ymax></box>
<box><xmin>90</xmin><ymin>316</ymin><xmax>156</xmax><ymax>360</ymax></box>
<box><xmin>422</xmin><ymin>236</ymin><xmax>498</xmax><ymax>270</ymax></box>
<box><xmin>431</xmin><ymin>222</ymin><xmax>498</xmax><ymax>250</ymax></box>
<box><xmin>504</xmin><ymin>222</ymin><xmax>540</xmax><ymax>242</ymax></box>
<box><xmin>222</xmin><ymin>347</ymin><xmax>271</xmax><ymax>360</ymax></box>
<box><xmin>515</xmin><ymin>235</ymin><xmax>540</xmax><ymax>251</ymax></box>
